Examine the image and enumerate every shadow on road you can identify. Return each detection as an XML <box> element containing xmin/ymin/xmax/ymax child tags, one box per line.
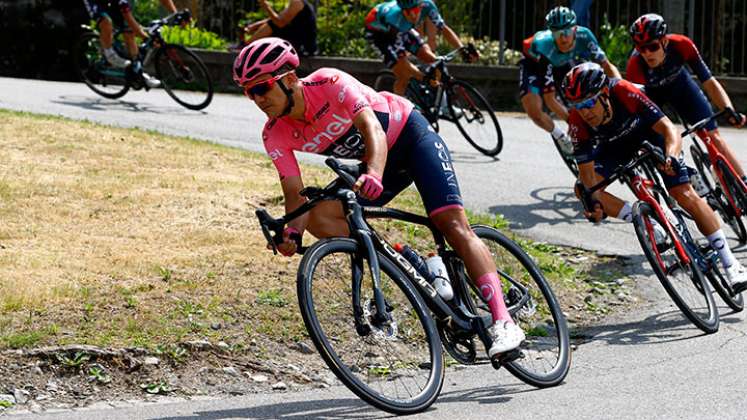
<box><xmin>578</xmin><ymin>307</ymin><xmax>743</xmax><ymax>348</ymax></box>
<box><xmin>51</xmin><ymin>95</ymin><xmax>205</xmax><ymax>115</ymax></box>
<box><xmin>150</xmin><ymin>396</ymin><xmax>387</xmax><ymax>420</ymax></box>
<box><xmin>449</xmin><ymin>150</ymin><xmax>500</xmax><ymax>164</ymax></box>
<box><xmin>488</xmin><ymin>186</ymin><xmax>588</xmax><ymax>229</ymax></box>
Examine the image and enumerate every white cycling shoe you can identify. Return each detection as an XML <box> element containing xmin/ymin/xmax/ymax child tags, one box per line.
<box><xmin>487</xmin><ymin>320</ymin><xmax>525</xmax><ymax>358</ymax></box>
<box><xmin>726</xmin><ymin>261</ymin><xmax>747</xmax><ymax>292</ymax></box>
<box><xmin>142</xmin><ymin>72</ymin><xmax>162</xmax><ymax>88</ymax></box>
<box><xmin>104</xmin><ymin>49</ymin><xmax>131</xmax><ymax>69</ymax></box>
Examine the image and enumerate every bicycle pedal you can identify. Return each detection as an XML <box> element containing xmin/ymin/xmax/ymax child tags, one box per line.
<box><xmin>489</xmin><ymin>348</ymin><xmax>523</xmax><ymax>370</ymax></box>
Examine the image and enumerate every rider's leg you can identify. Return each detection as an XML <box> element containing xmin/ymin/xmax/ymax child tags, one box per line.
<box><xmin>668</xmin><ymin>183</ymin><xmax>738</xmax><ymax>270</ymax></box>
<box><xmin>247</xmin><ymin>22</ymin><xmax>274</xmax><ymax>44</ymax></box>
<box><xmin>392</xmin><ymin>56</ymin><xmax>421</xmax><ymax>96</ymax></box>
<box><xmin>123</xmin><ymin>31</ymin><xmax>138</xmax><ymax>60</ymax></box>
<box><xmin>305</xmin><ymin>201</ymin><xmax>349</xmax><ymax>238</ymax></box>
<box><xmin>98</xmin><ymin>17</ymin><xmax>114</xmax><ymax>49</ymax></box>
<box><xmin>704</xmin><ymin>129</ymin><xmax>745</xmax><ymax>177</ymax></box>
<box><xmin>429</xmin><ymin>208</ymin><xmax>511</xmax><ymax>322</ymax></box>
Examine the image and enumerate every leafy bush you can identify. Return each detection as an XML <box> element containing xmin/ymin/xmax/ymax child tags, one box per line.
<box><xmin>161</xmin><ymin>23</ymin><xmax>229</xmax><ymax>51</ymax></box>
<box><xmin>598</xmin><ymin>14</ymin><xmax>633</xmax><ymax>70</ymax></box>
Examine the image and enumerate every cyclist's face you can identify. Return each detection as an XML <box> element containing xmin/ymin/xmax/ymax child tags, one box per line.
<box><xmin>638</xmin><ymin>39</ymin><xmax>666</xmax><ymax>68</ymax></box>
<box><xmin>577</xmin><ymin>95</ymin><xmax>608</xmax><ymax>127</ymax></box>
<box><xmin>553</xmin><ymin>27</ymin><xmax>576</xmax><ymax>52</ymax></box>
<box><xmin>402</xmin><ymin>5</ymin><xmax>423</xmax><ymax>24</ymax></box>
<box><xmin>247</xmin><ymin>74</ymin><xmax>288</xmax><ymax>118</ymax></box>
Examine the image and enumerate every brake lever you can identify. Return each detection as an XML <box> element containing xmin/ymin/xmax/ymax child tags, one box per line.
<box><xmin>255</xmin><ymin>209</ymin><xmax>283</xmax><ymax>255</ymax></box>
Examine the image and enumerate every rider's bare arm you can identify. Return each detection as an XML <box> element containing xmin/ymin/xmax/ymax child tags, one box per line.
<box><xmin>354</xmin><ymin>108</ymin><xmax>388</xmax><ymax>178</ymax></box>
<box><xmin>280</xmin><ymin>175</ymin><xmax>310</xmax><ymax>233</ymax></box>
<box><xmin>159</xmin><ymin>0</ymin><xmax>177</xmax><ymax>14</ymax></box>
<box><xmin>543</xmin><ymin>91</ymin><xmax>569</xmax><ymax>122</ymax></box>
<box><xmin>122</xmin><ymin>9</ymin><xmax>149</xmax><ymax>39</ymax></box>
<box><xmin>701</xmin><ymin>78</ymin><xmax>735</xmax><ymax>112</ymax></box>
<box><xmin>441</xmin><ymin>25</ymin><xmax>463</xmax><ymax>50</ymax></box>
<box><xmin>600</xmin><ymin>59</ymin><xmax>622</xmax><ymax>79</ymax></box>
<box><xmin>652</xmin><ymin>116</ymin><xmax>682</xmax><ymax>159</ymax></box>
<box><xmin>260</xmin><ymin>0</ymin><xmax>304</xmax><ymax>28</ymax></box>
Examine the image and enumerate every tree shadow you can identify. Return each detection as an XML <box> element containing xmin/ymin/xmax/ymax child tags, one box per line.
<box><xmin>51</xmin><ymin>94</ymin><xmax>205</xmax><ymax>115</ymax></box>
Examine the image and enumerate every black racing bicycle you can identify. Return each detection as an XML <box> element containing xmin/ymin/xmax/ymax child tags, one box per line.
<box><xmin>256</xmin><ymin>157</ymin><xmax>570</xmax><ymax>414</ymax></box>
<box><xmin>73</xmin><ymin>10</ymin><xmax>213</xmax><ymax>110</ymax></box>
<box><xmin>373</xmin><ymin>46</ymin><xmax>503</xmax><ymax>157</ymax></box>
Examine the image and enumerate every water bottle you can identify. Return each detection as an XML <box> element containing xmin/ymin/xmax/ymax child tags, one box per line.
<box><xmin>690</xmin><ymin>172</ymin><xmax>709</xmax><ymax>197</ymax></box>
<box><xmin>393</xmin><ymin>244</ymin><xmax>453</xmax><ymax>300</ymax></box>
<box><xmin>425</xmin><ymin>254</ymin><xmax>454</xmax><ymax>301</ymax></box>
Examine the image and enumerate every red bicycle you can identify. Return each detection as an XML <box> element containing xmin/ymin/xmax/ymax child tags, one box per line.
<box><xmin>687</xmin><ymin>110</ymin><xmax>747</xmax><ymax>243</ymax></box>
<box><xmin>581</xmin><ymin>141</ymin><xmax>738</xmax><ymax>334</ymax></box>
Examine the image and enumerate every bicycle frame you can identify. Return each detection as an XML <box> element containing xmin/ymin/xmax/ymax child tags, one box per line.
<box><xmin>688</xmin><ymin>120</ymin><xmax>746</xmax><ymax>218</ymax></box>
<box><xmin>585</xmin><ymin>146</ymin><xmax>692</xmax><ymax>265</ymax></box>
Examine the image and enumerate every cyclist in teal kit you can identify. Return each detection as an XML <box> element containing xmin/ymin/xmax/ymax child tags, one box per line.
<box><xmin>364</xmin><ymin>0</ymin><xmax>476</xmax><ymax>96</ymax></box>
<box><xmin>521</xmin><ymin>6</ymin><xmax>621</xmax><ymax>156</ymax></box>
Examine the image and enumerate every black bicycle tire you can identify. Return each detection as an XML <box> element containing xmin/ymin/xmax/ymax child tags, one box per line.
<box><xmin>373</xmin><ymin>70</ymin><xmax>395</xmax><ymax>93</ymax></box>
<box><xmin>551</xmin><ymin>134</ymin><xmax>579</xmax><ymax>177</ymax></box>
<box><xmin>705</xmin><ymin>266</ymin><xmax>744</xmax><ymax>312</ymax></box>
<box><xmin>471</xmin><ymin>225</ymin><xmax>571</xmax><ymax>387</ymax></box>
<box><xmin>632</xmin><ymin>202</ymin><xmax>719</xmax><ymax>333</ymax></box>
<box><xmin>449</xmin><ymin>80</ymin><xmax>503</xmax><ymax>156</ymax></box>
<box><xmin>74</xmin><ymin>32</ymin><xmax>129</xmax><ymax>99</ymax></box>
<box><xmin>154</xmin><ymin>44</ymin><xmax>213</xmax><ymax>110</ymax></box>
<box><xmin>718</xmin><ymin>160</ymin><xmax>747</xmax><ymax>216</ymax></box>
<box><xmin>297</xmin><ymin>238</ymin><xmax>445</xmax><ymax>415</ymax></box>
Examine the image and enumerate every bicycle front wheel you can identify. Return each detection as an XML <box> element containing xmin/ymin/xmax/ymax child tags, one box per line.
<box><xmin>297</xmin><ymin>238</ymin><xmax>444</xmax><ymax>415</ymax></box>
<box><xmin>154</xmin><ymin>45</ymin><xmax>213</xmax><ymax>110</ymax></box>
<box><xmin>470</xmin><ymin>225</ymin><xmax>571</xmax><ymax>387</ymax></box>
<box><xmin>373</xmin><ymin>70</ymin><xmax>395</xmax><ymax>93</ymax></box>
<box><xmin>551</xmin><ymin>134</ymin><xmax>579</xmax><ymax>177</ymax></box>
<box><xmin>632</xmin><ymin>202</ymin><xmax>719</xmax><ymax>333</ymax></box>
<box><xmin>448</xmin><ymin>81</ymin><xmax>503</xmax><ymax>156</ymax></box>
<box><xmin>74</xmin><ymin>32</ymin><xmax>129</xmax><ymax>99</ymax></box>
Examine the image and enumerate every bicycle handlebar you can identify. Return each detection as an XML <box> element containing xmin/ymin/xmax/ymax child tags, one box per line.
<box><xmin>585</xmin><ymin>141</ymin><xmax>664</xmax><ymax>195</ymax></box>
<box><xmin>255</xmin><ymin>157</ymin><xmax>364</xmax><ymax>254</ymax></box>
<box><xmin>146</xmin><ymin>9</ymin><xmax>192</xmax><ymax>35</ymax></box>
<box><xmin>680</xmin><ymin>109</ymin><xmax>727</xmax><ymax>137</ymax></box>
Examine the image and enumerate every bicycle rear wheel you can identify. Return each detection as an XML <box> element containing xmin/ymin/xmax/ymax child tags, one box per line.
<box><xmin>632</xmin><ymin>202</ymin><xmax>719</xmax><ymax>333</ymax></box>
<box><xmin>448</xmin><ymin>81</ymin><xmax>503</xmax><ymax>156</ymax></box>
<box><xmin>154</xmin><ymin>44</ymin><xmax>213</xmax><ymax>110</ymax></box>
<box><xmin>469</xmin><ymin>225</ymin><xmax>571</xmax><ymax>387</ymax></box>
<box><xmin>297</xmin><ymin>238</ymin><xmax>444</xmax><ymax>415</ymax></box>
<box><xmin>705</xmin><ymin>264</ymin><xmax>744</xmax><ymax>312</ymax></box>
<box><xmin>74</xmin><ymin>32</ymin><xmax>129</xmax><ymax>99</ymax></box>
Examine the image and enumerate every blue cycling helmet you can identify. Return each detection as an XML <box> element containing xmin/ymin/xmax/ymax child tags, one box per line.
<box><xmin>546</xmin><ymin>6</ymin><xmax>577</xmax><ymax>30</ymax></box>
<box><xmin>397</xmin><ymin>0</ymin><xmax>422</xmax><ymax>9</ymax></box>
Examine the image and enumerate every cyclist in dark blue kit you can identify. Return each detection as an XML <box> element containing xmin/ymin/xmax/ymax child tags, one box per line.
<box><xmin>564</xmin><ymin>62</ymin><xmax>747</xmax><ymax>287</ymax></box>
<box><xmin>626</xmin><ymin>14</ymin><xmax>746</xmax><ymax>184</ymax></box>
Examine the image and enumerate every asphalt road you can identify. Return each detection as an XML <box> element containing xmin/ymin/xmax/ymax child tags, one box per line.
<box><xmin>2</xmin><ymin>77</ymin><xmax>747</xmax><ymax>419</ymax></box>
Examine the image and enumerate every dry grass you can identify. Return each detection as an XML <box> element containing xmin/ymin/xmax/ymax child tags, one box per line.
<box><xmin>0</xmin><ymin>110</ymin><xmax>340</xmax><ymax>349</ymax></box>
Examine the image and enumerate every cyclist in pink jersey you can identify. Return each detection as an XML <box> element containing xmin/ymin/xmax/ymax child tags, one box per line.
<box><xmin>235</xmin><ymin>37</ymin><xmax>526</xmax><ymax>357</ymax></box>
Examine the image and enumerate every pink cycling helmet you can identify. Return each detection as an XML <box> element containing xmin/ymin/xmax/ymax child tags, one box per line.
<box><xmin>233</xmin><ymin>37</ymin><xmax>299</xmax><ymax>86</ymax></box>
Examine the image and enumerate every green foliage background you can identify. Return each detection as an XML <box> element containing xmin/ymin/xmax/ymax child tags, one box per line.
<box><xmin>598</xmin><ymin>14</ymin><xmax>633</xmax><ymax>70</ymax></box>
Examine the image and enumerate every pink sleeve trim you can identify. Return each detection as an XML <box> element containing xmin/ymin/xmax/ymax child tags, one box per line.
<box><xmin>428</xmin><ymin>204</ymin><xmax>464</xmax><ymax>218</ymax></box>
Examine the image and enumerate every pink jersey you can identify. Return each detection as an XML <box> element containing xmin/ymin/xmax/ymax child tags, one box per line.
<box><xmin>262</xmin><ymin>68</ymin><xmax>414</xmax><ymax>179</ymax></box>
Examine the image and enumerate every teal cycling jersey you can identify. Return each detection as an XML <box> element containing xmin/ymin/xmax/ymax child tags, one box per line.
<box><xmin>365</xmin><ymin>0</ymin><xmax>444</xmax><ymax>33</ymax></box>
<box><xmin>524</xmin><ymin>26</ymin><xmax>607</xmax><ymax>67</ymax></box>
